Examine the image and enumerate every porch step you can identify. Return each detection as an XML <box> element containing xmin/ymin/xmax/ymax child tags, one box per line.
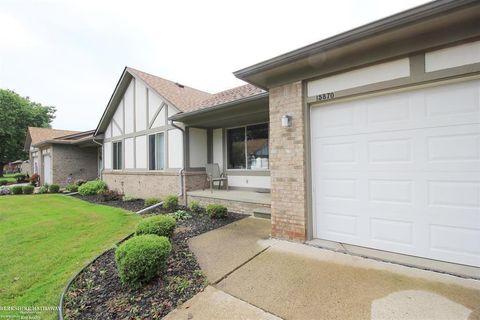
<box><xmin>253</xmin><ymin>207</ymin><xmax>271</xmax><ymax>219</ymax></box>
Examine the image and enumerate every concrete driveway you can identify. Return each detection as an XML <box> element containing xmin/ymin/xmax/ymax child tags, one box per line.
<box><xmin>169</xmin><ymin>217</ymin><xmax>480</xmax><ymax>320</ymax></box>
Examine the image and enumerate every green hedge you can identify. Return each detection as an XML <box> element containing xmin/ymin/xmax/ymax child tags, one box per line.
<box><xmin>136</xmin><ymin>215</ymin><xmax>176</xmax><ymax>238</ymax></box>
<box><xmin>162</xmin><ymin>195</ymin><xmax>178</xmax><ymax>211</ymax></box>
<box><xmin>115</xmin><ymin>235</ymin><xmax>172</xmax><ymax>288</ymax></box>
<box><xmin>10</xmin><ymin>186</ymin><xmax>23</xmax><ymax>195</ymax></box>
<box><xmin>22</xmin><ymin>185</ymin><xmax>34</xmax><ymax>194</ymax></box>
<box><xmin>49</xmin><ymin>184</ymin><xmax>60</xmax><ymax>193</ymax></box>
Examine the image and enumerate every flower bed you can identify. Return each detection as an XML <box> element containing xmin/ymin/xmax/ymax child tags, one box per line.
<box><xmin>64</xmin><ymin>197</ymin><xmax>246</xmax><ymax>319</ymax></box>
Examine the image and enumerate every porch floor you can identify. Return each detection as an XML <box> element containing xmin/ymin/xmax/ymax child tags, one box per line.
<box><xmin>187</xmin><ymin>189</ymin><xmax>271</xmax><ymax>205</ymax></box>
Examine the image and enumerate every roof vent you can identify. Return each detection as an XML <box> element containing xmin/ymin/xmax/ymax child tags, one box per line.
<box><xmin>175</xmin><ymin>82</ymin><xmax>185</xmax><ymax>88</ymax></box>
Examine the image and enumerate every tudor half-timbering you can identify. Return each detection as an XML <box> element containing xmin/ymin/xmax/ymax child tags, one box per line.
<box><xmin>95</xmin><ymin>68</ymin><xmax>271</xmax><ymax>205</ymax></box>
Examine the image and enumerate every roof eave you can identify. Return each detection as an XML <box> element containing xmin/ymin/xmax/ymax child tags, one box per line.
<box><xmin>234</xmin><ymin>0</ymin><xmax>478</xmax><ymax>81</ymax></box>
<box><xmin>169</xmin><ymin>92</ymin><xmax>269</xmax><ymax>122</ymax></box>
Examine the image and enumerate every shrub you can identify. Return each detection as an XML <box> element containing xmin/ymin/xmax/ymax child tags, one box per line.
<box><xmin>65</xmin><ymin>183</ymin><xmax>78</xmax><ymax>192</ymax></box>
<box><xmin>144</xmin><ymin>198</ymin><xmax>161</xmax><ymax>207</ymax></box>
<box><xmin>123</xmin><ymin>195</ymin><xmax>138</xmax><ymax>202</ymax></box>
<box><xmin>0</xmin><ymin>179</ymin><xmax>7</xmax><ymax>186</ymax></box>
<box><xmin>22</xmin><ymin>185</ymin><xmax>34</xmax><ymax>194</ymax></box>
<box><xmin>49</xmin><ymin>184</ymin><xmax>60</xmax><ymax>193</ymax></box>
<box><xmin>98</xmin><ymin>189</ymin><xmax>122</xmax><ymax>201</ymax></box>
<box><xmin>38</xmin><ymin>185</ymin><xmax>49</xmax><ymax>194</ymax></box>
<box><xmin>115</xmin><ymin>235</ymin><xmax>172</xmax><ymax>288</ymax></box>
<box><xmin>0</xmin><ymin>186</ymin><xmax>11</xmax><ymax>196</ymax></box>
<box><xmin>162</xmin><ymin>195</ymin><xmax>178</xmax><ymax>211</ymax></box>
<box><xmin>78</xmin><ymin>180</ymin><xmax>107</xmax><ymax>196</ymax></box>
<box><xmin>10</xmin><ymin>186</ymin><xmax>23</xmax><ymax>195</ymax></box>
<box><xmin>206</xmin><ymin>204</ymin><xmax>227</xmax><ymax>219</ymax></box>
<box><xmin>188</xmin><ymin>200</ymin><xmax>201</xmax><ymax>212</ymax></box>
<box><xmin>136</xmin><ymin>215</ymin><xmax>176</xmax><ymax>238</ymax></box>
<box><xmin>29</xmin><ymin>174</ymin><xmax>40</xmax><ymax>186</ymax></box>
<box><xmin>169</xmin><ymin>210</ymin><xmax>192</xmax><ymax>221</ymax></box>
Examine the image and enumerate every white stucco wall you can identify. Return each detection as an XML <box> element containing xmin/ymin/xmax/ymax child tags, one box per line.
<box><xmin>104</xmin><ymin>141</ymin><xmax>112</xmax><ymax>169</ymax></box>
<box><xmin>168</xmin><ymin>129</ymin><xmax>183</xmax><ymax>168</ymax></box>
<box><xmin>135</xmin><ymin>135</ymin><xmax>147</xmax><ymax>169</ymax></box>
<box><xmin>124</xmin><ymin>81</ymin><xmax>135</xmax><ymax>134</ymax></box>
<box><xmin>135</xmin><ymin>79</ymin><xmax>147</xmax><ymax>131</ymax></box>
<box><xmin>189</xmin><ymin>128</ymin><xmax>207</xmax><ymax>168</ymax></box>
<box><xmin>124</xmin><ymin>137</ymin><xmax>134</xmax><ymax>169</ymax></box>
<box><xmin>213</xmin><ymin>128</ymin><xmax>223</xmax><ymax>170</ymax></box>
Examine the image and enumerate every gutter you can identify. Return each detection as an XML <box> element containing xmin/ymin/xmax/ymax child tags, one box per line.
<box><xmin>170</xmin><ymin>121</ymin><xmax>186</xmax><ymax>199</ymax></box>
<box><xmin>169</xmin><ymin>92</ymin><xmax>268</xmax><ymax>122</ymax></box>
<box><xmin>233</xmin><ymin>0</ymin><xmax>478</xmax><ymax>78</ymax></box>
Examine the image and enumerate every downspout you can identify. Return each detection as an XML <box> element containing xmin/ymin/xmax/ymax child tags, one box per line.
<box><xmin>92</xmin><ymin>138</ymin><xmax>103</xmax><ymax>179</ymax></box>
<box><xmin>170</xmin><ymin>121</ymin><xmax>186</xmax><ymax>202</ymax></box>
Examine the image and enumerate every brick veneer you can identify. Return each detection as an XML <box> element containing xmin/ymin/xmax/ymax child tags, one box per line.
<box><xmin>52</xmin><ymin>144</ymin><xmax>98</xmax><ymax>186</ymax></box>
<box><xmin>269</xmin><ymin>81</ymin><xmax>308</xmax><ymax>241</ymax></box>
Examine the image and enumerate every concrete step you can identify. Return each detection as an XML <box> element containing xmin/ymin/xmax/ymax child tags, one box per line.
<box><xmin>253</xmin><ymin>207</ymin><xmax>271</xmax><ymax>219</ymax></box>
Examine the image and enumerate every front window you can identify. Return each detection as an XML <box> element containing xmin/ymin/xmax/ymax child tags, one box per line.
<box><xmin>149</xmin><ymin>132</ymin><xmax>165</xmax><ymax>170</ymax></box>
<box><xmin>227</xmin><ymin>123</ymin><xmax>269</xmax><ymax>170</ymax></box>
<box><xmin>112</xmin><ymin>141</ymin><xmax>123</xmax><ymax>170</ymax></box>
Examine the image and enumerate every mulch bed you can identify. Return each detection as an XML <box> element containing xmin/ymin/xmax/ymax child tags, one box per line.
<box><xmin>64</xmin><ymin>195</ymin><xmax>246</xmax><ymax>319</ymax></box>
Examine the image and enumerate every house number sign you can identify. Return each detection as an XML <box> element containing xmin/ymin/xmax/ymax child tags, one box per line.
<box><xmin>316</xmin><ymin>92</ymin><xmax>335</xmax><ymax>101</ymax></box>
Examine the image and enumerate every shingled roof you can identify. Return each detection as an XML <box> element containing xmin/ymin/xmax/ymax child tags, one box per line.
<box><xmin>26</xmin><ymin>127</ymin><xmax>80</xmax><ymax>146</ymax></box>
<box><xmin>127</xmin><ymin>67</ymin><xmax>212</xmax><ymax>113</ymax></box>
<box><xmin>195</xmin><ymin>84</ymin><xmax>266</xmax><ymax>111</ymax></box>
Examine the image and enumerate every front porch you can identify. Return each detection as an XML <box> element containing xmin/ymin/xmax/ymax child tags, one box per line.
<box><xmin>187</xmin><ymin>189</ymin><xmax>271</xmax><ymax>217</ymax></box>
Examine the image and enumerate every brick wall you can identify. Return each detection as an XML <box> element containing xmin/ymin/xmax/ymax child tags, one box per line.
<box><xmin>52</xmin><ymin>145</ymin><xmax>98</xmax><ymax>186</ymax></box>
<box><xmin>269</xmin><ymin>81</ymin><xmax>308</xmax><ymax>241</ymax></box>
<box><xmin>187</xmin><ymin>194</ymin><xmax>270</xmax><ymax>215</ymax></box>
<box><xmin>102</xmin><ymin>170</ymin><xmax>207</xmax><ymax>200</ymax></box>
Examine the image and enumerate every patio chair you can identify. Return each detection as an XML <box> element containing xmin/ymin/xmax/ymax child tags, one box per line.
<box><xmin>204</xmin><ymin>163</ymin><xmax>228</xmax><ymax>193</ymax></box>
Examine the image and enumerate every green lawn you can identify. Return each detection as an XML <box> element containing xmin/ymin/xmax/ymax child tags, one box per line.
<box><xmin>0</xmin><ymin>195</ymin><xmax>141</xmax><ymax>319</ymax></box>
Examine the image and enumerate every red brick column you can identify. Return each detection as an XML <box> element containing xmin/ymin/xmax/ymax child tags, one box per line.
<box><xmin>269</xmin><ymin>81</ymin><xmax>308</xmax><ymax>241</ymax></box>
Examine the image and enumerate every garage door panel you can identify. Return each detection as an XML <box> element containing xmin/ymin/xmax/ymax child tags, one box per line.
<box><xmin>312</xmin><ymin>78</ymin><xmax>480</xmax><ymax>267</ymax></box>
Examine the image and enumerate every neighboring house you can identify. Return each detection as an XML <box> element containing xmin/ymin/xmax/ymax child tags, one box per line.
<box><xmin>95</xmin><ymin>0</ymin><xmax>479</xmax><ymax>275</ymax></box>
<box><xmin>25</xmin><ymin>127</ymin><xmax>99</xmax><ymax>186</ymax></box>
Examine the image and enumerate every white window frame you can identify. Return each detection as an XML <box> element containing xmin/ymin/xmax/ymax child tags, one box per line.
<box><xmin>112</xmin><ymin>140</ymin><xmax>123</xmax><ymax>170</ymax></box>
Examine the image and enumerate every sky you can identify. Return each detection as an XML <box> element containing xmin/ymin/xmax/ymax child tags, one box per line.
<box><xmin>0</xmin><ymin>0</ymin><xmax>431</xmax><ymax>131</ymax></box>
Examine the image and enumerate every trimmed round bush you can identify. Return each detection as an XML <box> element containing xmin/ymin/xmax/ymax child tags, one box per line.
<box><xmin>49</xmin><ymin>184</ymin><xmax>60</xmax><ymax>193</ymax></box>
<box><xmin>115</xmin><ymin>235</ymin><xmax>172</xmax><ymax>288</ymax></box>
<box><xmin>136</xmin><ymin>215</ymin><xmax>176</xmax><ymax>238</ymax></box>
<box><xmin>38</xmin><ymin>185</ymin><xmax>48</xmax><ymax>194</ymax></box>
<box><xmin>22</xmin><ymin>185</ymin><xmax>34</xmax><ymax>194</ymax></box>
<box><xmin>144</xmin><ymin>197</ymin><xmax>160</xmax><ymax>207</ymax></box>
<box><xmin>162</xmin><ymin>195</ymin><xmax>178</xmax><ymax>211</ymax></box>
<box><xmin>78</xmin><ymin>180</ymin><xmax>107</xmax><ymax>196</ymax></box>
<box><xmin>0</xmin><ymin>179</ymin><xmax>7</xmax><ymax>186</ymax></box>
<box><xmin>10</xmin><ymin>186</ymin><xmax>23</xmax><ymax>195</ymax></box>
<box><xmin>206</xmin><ymin>204</ymin><xmax>227</xmax><ymax>219</ymax></box>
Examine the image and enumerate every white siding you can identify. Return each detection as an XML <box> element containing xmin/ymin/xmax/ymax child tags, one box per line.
<box><xmin>307</xmin><ymin>58</ymin><xmax>410</xmax><ymax>96</ymax></box>
<box><xmin>135</xmin><ymin>135</ymin><xmax>147</xmax><ymax>169</ymax></box>
<box><xmin>213</xmin><ymin>129</ymin><xmax>223</xmax><ymax>170</ymax></box>
<box><xmin>135</xmin><ymin>79</ymin><xmax>147</xmax><ymax>132</ymax></box>
<box><xmin>168</xmin><ymin>105</ymin><xmax>179</xmax><ymax>117</ymax></box>
<box><xmin>148</xmin><ymin>89</ymin><xmax>163</xmax><ymax>126</ymax></box>
<box><xmin>112</xmin><ymin>99</ymin><xmax>124</xmax><ymax>137</ymax></box>
<box><xmin>105</xmin><ymin>123</ymin><xmax>112</xmax><ymax>139</ymax></box>
<box><xmin>152</xmin><ymin>105</ymin><xmax>166</xmax><ymax>128</ymax></box>
<box><xmin>168</xmin><ymin>129</ymin><xmax>183</xmax><ymax>168</ymax></box>
<box><xmin>104</xmin><ymin>141</ymin><xmax>112</xmax><ymax>169</ymax></box>
<box><xmin>228</xmin><ymin>176</ymin><xmax>271</xmax><ymax>189</ymax></box>
<box><xmin>124</xmin><ymin>81</ymin><xmax>135</xmax><ymax>134</ymax></box>
<box><xmin>124</xmin><ymin>138</ymin><xmax>134</xmax><ymax>169</ymax></box>
<box><xmin>426</xmin><ymin>40</ymin><xmax>480</xmax><ymax>72</ymax></box>
<box><xmin>189</xmin><ymin>128</ymin><xmax>207</xmax><ymax>168</ymax></box>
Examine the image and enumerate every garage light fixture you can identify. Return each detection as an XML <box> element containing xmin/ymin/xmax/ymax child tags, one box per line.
<box><xmin>281</xmin><ymin>115</ymin><xmax>292</xmax><ymax>128</ymax></box>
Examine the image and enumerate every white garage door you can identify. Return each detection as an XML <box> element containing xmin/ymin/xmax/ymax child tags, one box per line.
<box><xmin>43</xmin><ymin>154</ymin><xmax>52</xmax><ymax>185</ymax></box>
<box><xmin>311</xmin><ymin>78</ymin><xmax>480</xmax><ymax>267</ymax></box>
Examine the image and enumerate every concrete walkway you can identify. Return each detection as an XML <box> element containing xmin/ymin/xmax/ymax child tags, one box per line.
<box><xmin>166</xmin><ymin>217</ymin><xmax>480</xmax><ymax>320</ymax></box>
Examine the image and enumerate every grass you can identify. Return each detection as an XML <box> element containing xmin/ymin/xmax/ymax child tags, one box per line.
<box><xmin>0</xmin><ymin>194</ymin><xmax>141</xmax><ymax>319</ymax></box>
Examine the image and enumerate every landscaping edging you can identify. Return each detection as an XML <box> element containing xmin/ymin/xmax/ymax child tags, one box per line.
<box><xmin>58</xmin><ymin>233</ymin><xmax>134</xmax><ymax>320</ymax></box>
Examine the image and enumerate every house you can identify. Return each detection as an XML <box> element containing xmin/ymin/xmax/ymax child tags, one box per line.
<box><xmin>25</xmin><ymin>127</ymin><xmax>100</xmax><ymax>186</ymax></box>
<box><xmin>95</xmin><ymin>0</ymin><xmax>479</xmax><ymax>276</ymax></box>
